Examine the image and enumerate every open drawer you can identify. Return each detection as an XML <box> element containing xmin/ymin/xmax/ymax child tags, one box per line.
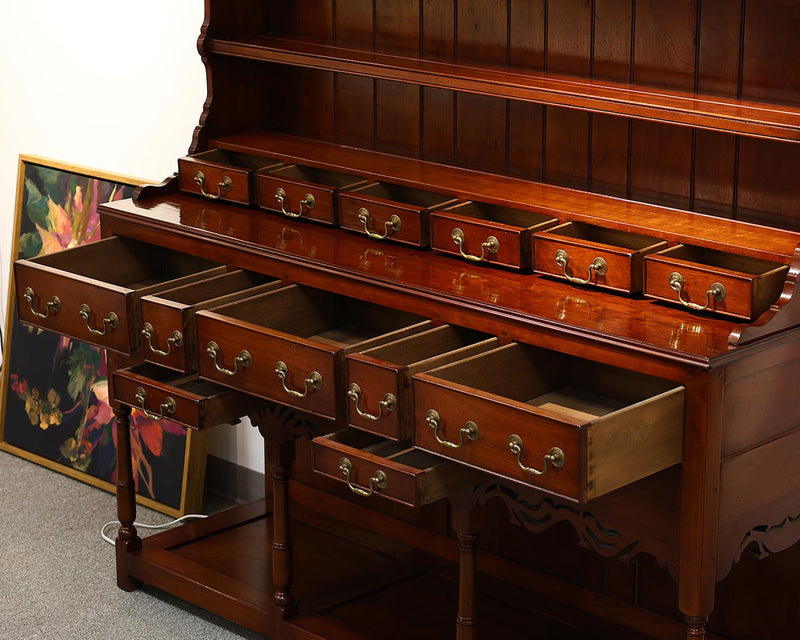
<box><xmin>257</xmin><ymin>164</ymin><xmax>367</xmax><ymax>225</ymax></box>
<box><xmin>413</xmin><ymin>343</ymin><xmax>684</xmax><ymax>502</ymax></box>
<box><xmin>178</xmin><ymin>149</ymin><xmax>283</xmax><ymax>206</ymax></box>
<box><xmin>532</xmin><ymin>222</ymin><xmax>666</xmax><ymax>292</ymax></box>
<box><xmin>14</xmin><ymin>236</ymin><xmax>225</xmax><ymax>355</ymax></box>
<box><xmin>346</xmin><ymin>325</ymin><xmax>497</xmax><ymax>440</ymax></box>
<box><xmin>195</xmin><ymin>285</ymin><xmax>431</xmax><ymax>420</ymax></box>
<box><xmin>312</xmin><ymin>429</ymin><xmax>482</xmax><ymax>507</ymax></box>
<box><xmin>339</xmin><ymin>182</ymin><xmax>458</xmax><ymax>247</ymax></box>
<box><xmin>113</xmin><ymin>363</ymin><xmax>267</xmax><ymax>430</ymax></box>
<box><xmin>644</xmin><ymin>244</ymin><xmax>789</xmax><ymax>320</ymax></box>
<box><xmin>140</xmin><ymin>270</ymin><xmax>281</xmax><ymax>373</ymax></box>
<box><xmin>431</xmin><ymin>201</ymin><xmax>557</xmax><ymax>270</ymax></box>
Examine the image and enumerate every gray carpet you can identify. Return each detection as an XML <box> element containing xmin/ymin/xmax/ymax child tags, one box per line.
<box><xmin>0</xmin><ymin>450</ymin><xmax>264</xmax><ymax>639</ymax></box>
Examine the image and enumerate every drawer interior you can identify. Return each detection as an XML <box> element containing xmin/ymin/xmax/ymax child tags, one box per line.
<box><xmin>150</xmin><ymin>270</ymin><xmax>277</xmax><ymax>306</ymax></box>
<box><xmin>120</xmin><ymin>362</ymin><xmax>227</xmax><ymax>397</ymax></box>
<box><xmin>189</xmin><ymin>149</ymin><xmax>280</xmax><ymax>171</ymax></box>
<box><xmin>349</xmin><ymin>182</ymin><xmax>455</xmax><ymax>208</ymax></box>
<box><xmin>652</xmin><ymin>244</ymin><xmax>787</xmax><ymax>276</ymax></box>
<box><xmin>211</xmin><ymin>285</ymin><xmax>429</xmax><ymax>348</ymax></box>
<box><xmin>31</xmin><ymin>237</ymin><xmax>220</xmax><ymax>289</ymax></box>
<box><xmin>427</xmin><ymin>343</ymin><xmax>677</xmax><ymax>412</ymax></box>
<box><xmin>442</xmin><ymin>201</ymin><xmax>556</xmax><ymax>229</ymax></box>
<box><xmin>543</xmin><ymin>222</ymin><xmax>663</xmax><ymax>251</ymax></box>
<box><xmin>324</xmin><ymin>429</ymin><xmax>448</xmax><ymax>472</ymax></box>
<box><xmin>266</xmin><ymin>164</ymin><xmax>363</xmax><ymax>189</ymax></box>
<box><xmin>359</xmin><ymin>325</ymin><xmax>495</xmax><ymax>371</ymax></box>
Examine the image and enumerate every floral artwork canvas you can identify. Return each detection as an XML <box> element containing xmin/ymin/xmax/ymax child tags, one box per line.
<box><xmin>0</xmin><ymin>157</ymin><xmax>206</xmax><ymax>516</ymax></box>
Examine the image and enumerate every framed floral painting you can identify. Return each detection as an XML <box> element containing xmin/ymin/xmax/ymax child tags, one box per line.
<box><xmin>0</xmin><ymin>156</ymin><xmax>208</xmax><ymax>517</ymax></box>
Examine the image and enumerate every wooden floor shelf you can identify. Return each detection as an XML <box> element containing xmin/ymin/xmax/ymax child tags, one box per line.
<box><xmin>210</xmin><ymin>131</ymin><xmax>800</xmax><ymax>265</ymax></box>
<box><xmin>128</xmin><ymin>497</ymin><xmax>668</xmax><ymax>640</ymax></box>
<box><xmin>206</xmin><ymin>35</ymin><xmax>800</xmax><ymax>144</ymax></box>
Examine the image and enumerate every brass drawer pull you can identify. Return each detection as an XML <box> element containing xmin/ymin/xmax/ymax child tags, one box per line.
<box><xmin>275</xmin><ymin>361</ymin><xmax>323</xmax><ymax>398</ymax></box>
<box><xmin>425</xmin><ymin>409</ymin><xmax>479</xmax><ymax>449</ymax></box>
<box><xmin>347</xmin><ymin>383</ymin><xmax>397</xmax><ymax>421</ymax></box>
<box><xmin>134</xmin><ymin>387</ymin><xmax>177</xmax><ymax>421</ymax></box>
<box><xmin>275</xmin><ymin>187</ymin><xmax>315</xmax><ymax>218</ymax></box>
<box><xmin>338</xmin><ymin>457</ymin><xmax>388</xmax><ymax>497</ymax></box>
<box><xmin>508</xmin><ymin>434</ymin><xmax>565</xmax><ymax>476</ymax></box>
<box><xmin>206</xmin><ymin>341</ymin><xmax>251</xmax><ymax>376</ymax></box>
<box><xmin>668</xmin><ymin>272</ymin><xmax>727</xmax><ymax>312</ymax></box>
<box><xmin>79</xmin><ymin>303</ymin><xmax>119</xmax><ymax>336</ymax></box>
<box><xmin>357</xmin><ymin>207</ymin><xmax>401</xmax><ymax>240</ymax></box>
<box><xmin>451</xmin><ymin>228</ymin><xmax>499</xmax><ymax>262</ymax></box>
<box><xmin>194</xmin><ymin>171</ymin><xmax>232</xmax><ymax>200</ymax></box>
<box><xmin>554</xmin><ymin>249</ymin><xmax>608</xmax><ymax>285</ymax></box>
<box><xmin>23</xmin><ymin>287</ymin><xmax>61</xmax><ymax>319</ymax></box>
<box><xmin>142</xmin><ymin>323</ymin><xmax>183</xmax><ymax>357</ymax></box>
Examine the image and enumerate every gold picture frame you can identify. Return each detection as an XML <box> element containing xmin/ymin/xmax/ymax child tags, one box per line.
<box><xmin>0</xmin><ymin>155</ymin><xmax>208</xmax><ymax>517</ymax></box>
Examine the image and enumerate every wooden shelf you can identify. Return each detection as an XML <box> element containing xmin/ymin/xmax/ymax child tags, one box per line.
<box><xmin>209</xmin><ymin>130</ymin><xmax>800</xmax><ymax>265</ymax></box>
<box><xmin>206</xmin><ymin>35</ymin><xmax>800</xmax><ymax>143</ymax></box>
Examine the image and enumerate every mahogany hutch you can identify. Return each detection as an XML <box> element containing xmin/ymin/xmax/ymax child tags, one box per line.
<box><xmin>14</xmin><ymin>1</ymin><xmax>800</xmax><ymax>638</ymax></box>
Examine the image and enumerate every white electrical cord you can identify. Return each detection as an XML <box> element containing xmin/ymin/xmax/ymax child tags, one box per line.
<box><xmin>100</xmin><ymin>514</ymin><xmax>208</xmax><ymax>545</ymax></box>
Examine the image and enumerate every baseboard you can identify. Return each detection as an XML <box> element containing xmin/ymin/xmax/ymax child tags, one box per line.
<box><xmin>204</xmin><ymin>454</ymin><xmax>266</xmax><ymax>505</ymax></box>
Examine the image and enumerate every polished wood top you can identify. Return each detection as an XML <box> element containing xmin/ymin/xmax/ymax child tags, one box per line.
<box><xmin>99</xmin><ymin>190</ymin><xmax>778</xmax><ymax>367</ymax></box>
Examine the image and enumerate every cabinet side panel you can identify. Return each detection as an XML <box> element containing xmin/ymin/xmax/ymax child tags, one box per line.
<box><xmin>721</xmin><ymin>334</ymin><xmax>800</xmax><ymax>457</ymax></box>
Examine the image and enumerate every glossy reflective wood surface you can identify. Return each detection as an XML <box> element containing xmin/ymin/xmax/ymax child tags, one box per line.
<box><xmin>102</xmin><ymin>193</ymin><xmax>752</xmax><ymax>364</ymax></box>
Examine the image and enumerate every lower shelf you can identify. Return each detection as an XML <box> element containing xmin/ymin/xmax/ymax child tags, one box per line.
<box><xmin>125</xmin><ymin>499</ymin><xmax>657</xmax><ymax>639</ymax></box>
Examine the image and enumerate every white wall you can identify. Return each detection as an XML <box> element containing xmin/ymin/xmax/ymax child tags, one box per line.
<box><xmin>0</xmin><ymin>1</ymin><xmax>265</xmax><ymax>472</ymax></box>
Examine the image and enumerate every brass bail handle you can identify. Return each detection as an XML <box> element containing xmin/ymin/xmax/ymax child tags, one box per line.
<box><xmin>347</xmin><ymin>383</ymin><xmax>397</xmax><ymax>421</ymax></box>
<box><xmin>134</xmin><ymin>387</ymin><xmax>177</xmax><ymax>422</ymax></box>
<box><xmin>668</xmin><ymin>272</ymin><xmax>727</xmax><ymax>312</ymax></box>
<box><xmin>194</xmin><ymin>171</ymin><xmax>233</xmax><ymax>200</ymax></box>
<box><xmin>79</xmin><ymin>303</ymin><xmax>119</xmax><ymax>336</ymax></box>
<box><xmin>275</xmin><ymin>361</ymin><xmax>323</xmax><ymax>398</ymax></box>
<box><xmin>142</xmin><ymin>323</ymin><xmax>183</xmax><ymax>357</ymax></box>
<box><xmin>554</xmin><ymin>249</ymin><xmax>608</xmax><ymax>285</ymax></box>
<box><xmin>206</xmin><ymin>341</ymin><xmax>251</xmax><ymax>376</ymax></box>
<box><xmin>357</xmin><ymin>207</ymin><xmax>401</xmax><ymax>240</ymax></box>
<box><xmin>23</xmin><ymin>287</ymin><xmax>61</xmax><ymax>319</ymax></box>
<box><xmin>338</xmin><ymin>457</ymin><xmax>388</xmax><ymax>497</ymax></box>
<box><xmin>275</xmin><ymin>187</ymin><xmax>316</xmax><ymax>218</ymax></box>
<box><xmin>508</xmin><ymin>434</ymin><xmax>565</xmax><ymax>476</ymax></box>
<box><xmin>451</xmin><ymin>228</ymin><xmax>500</xmax><ymax>262</ymax></box>
<box><xmin>425</xmin><ymin>409</ymin><xmax>479</xmax><ymax>449</ymax></box>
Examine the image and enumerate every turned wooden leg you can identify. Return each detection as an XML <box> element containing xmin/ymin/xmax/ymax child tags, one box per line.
<box><xmin>456</xmin><ymin>530</ymin><xmax>479</xmax><ymax>640</ymax></box>
<box><xmin>114</xmin><ymin>403</ymin><xmax>142</xmax><ymax>591</ymax></box>
<box><xmin>450</xmin><ymin>491</ymin><xmax>479</xmax><ymax>640</ymax></box>
<box><xmin>685</xmin><ymin>615</ymin><xmax>708</xmax><ymax>638</ymax></box>
<box><xmin>271</xmin><ymin>454</ymin><xmax>297</xmax><ymax>616</ymax></box>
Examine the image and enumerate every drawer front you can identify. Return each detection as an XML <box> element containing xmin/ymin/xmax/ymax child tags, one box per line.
<box><xmin>645</xmin><ymin>257</ymin><xmax>753</xmax><ymax>319</ymax></box>
<box><xmin>339</xmin><ymin>195</ymin><xmax>428</xmax><ymax>247</ymax></box>
<box><xmin>430</xmin><ymin>212</ymin><xmax>527</xmax><ymax>270</ymax></box>
<box><xmin>195</xmin><ymin>312</ymin><xmax>340</xmax><ymax>419</ymax></box>
<box><xmin>532</xmin><ymin>235</ymin><xmax>638</xmax><ymax>292</ymax></box>
<box><xmin>258</xmin><ymin>174</ymin><xmax>337</xmax><ymax>225</ymax></box>
<box><xmin>15</xmin><ymin>260</ymin><xmax>137</xmax><ymax>355</ymax></box>
<box><xmin>113</xmin><ymin>366</ymin><xmax>266</xmax><ymax>430</ymax></box>
<box><xmin>345</xmin><ymin>356</ymin><xmax>407</xmax><ymax>440</ymax></box>
<box><xmin>139</xmin><ymin>298</ymin><xmax>195</xmax><ymax>373</ymax></box>
<box><xmin>178</xmin><ymin>156</ymin><xmax>253</xmax><ymax>206</ymax></box>
<box><xmin>413</xmin><ymin>375</ymin><xmax>581</xmax><ymax>499</ymax></box>
<box><xmin>312</xmin><ymin>429</ymin><xmax>479</xmax><ymax>507</ymax></box>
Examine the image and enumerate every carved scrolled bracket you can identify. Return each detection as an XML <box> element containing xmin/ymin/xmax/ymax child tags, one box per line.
<box><xmin>718</xmin><ymin>513</ymin><xmax>800</xmax><ymax>582</ymax></box>
<box><xmin>730</xmin><ymin>243</ymin><xmax>800</xmax><ymax>345</ymax></box>
<box><xmin>247</xmin><ymin>402</ymin><xmax>323</xmax><ymax>442</ymax></box>
<box><xmin>471</xmin><ymin>481</ymin><xmax>677</xmax><ymax>573</ymax></box>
